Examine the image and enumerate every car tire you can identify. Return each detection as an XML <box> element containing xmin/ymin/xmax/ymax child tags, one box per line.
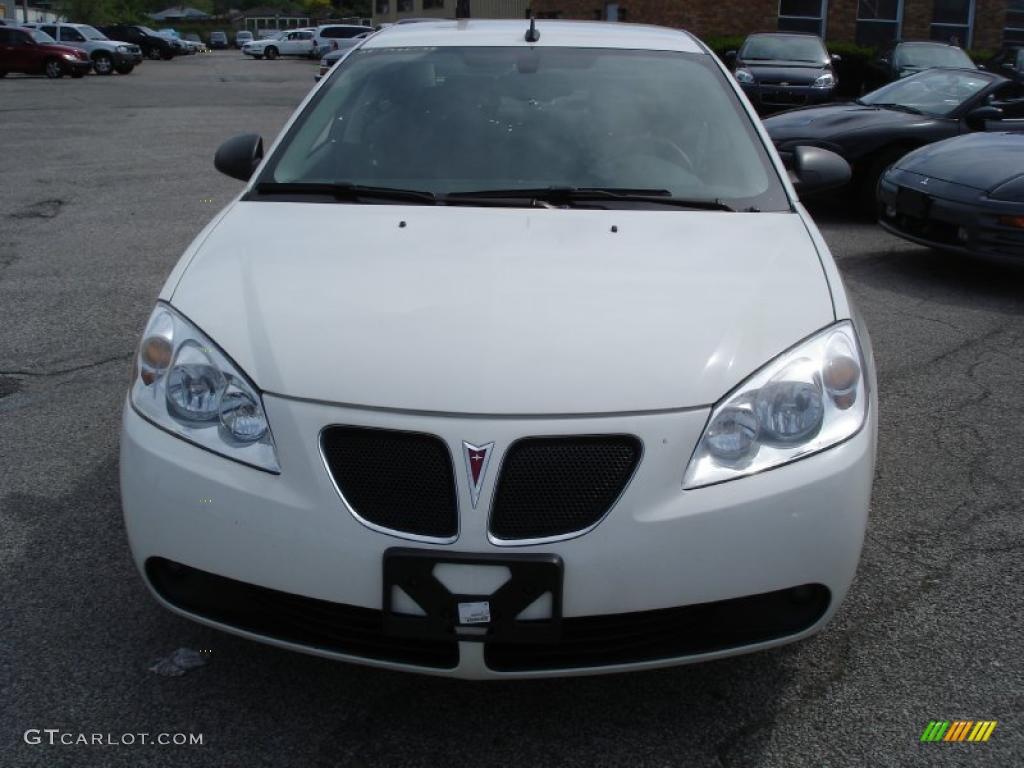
<box><xmin>115</xmin><ymin>63</ymin><xmax>134</xmax><ymax>75</ymax></box>
<box><xmin>44</xmin><ymin>58</ymin><xmax>63</xmax><ymax>79</ymax></box>
<box><xmin>861</xmin><ymin>145</ymin><xmax>914</xmax><ymax>210</ymax></box>
<box><xmin>147</xmin><ymin>47</ymin><xmax>161</xmax><ymax>60</ymax></box>
<box><xmin>265</xmin><ymin>46</ymin><xmax>278</xmax><ymax>60</ymax></box>
<box><xmin>161</xmin><ymin>49</ymin><xmax>174</xmax><ymax>60</ymax></box>
<box><xmin>92</xmin><ymin>53</ymin><xmax>113</xmax><ymax>75</ymax></box>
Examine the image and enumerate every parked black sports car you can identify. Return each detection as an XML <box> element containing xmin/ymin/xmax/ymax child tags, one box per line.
<box><xmin>863</xmin><ymin>41</ymin><xmax>975</xmax><ymax>92</ymax></box>
<box><xmin>765</xmin><ymin>68</ymin><xmax>1024</xmax><ymax>203</ymax></box>
<box><xmin>877</xmin><ymin>132</ymin><xmax>1024</xmax><ymax>261</ymax></box>
<box><xmin>725</xmin><ymin>32</ymin><xmax>838</xmax><ymax>114</ymax></box>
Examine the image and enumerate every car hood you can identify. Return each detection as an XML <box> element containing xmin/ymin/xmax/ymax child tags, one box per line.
<box><xmin>41</xmin><ymin>43</ymin><xmax>84</xmax><ymax>57</ymax></box>
<box><xmin>170</xmin><ymin>203</ymin><xmax>834</xmax><ymax>415</ymax></box>
<box><xmin>764</xmin><ymin>102</ymin><xmax>924</xmax><ymax>141</ymax></box>
<box><xmin>741</xmin><ymin>62</ymin><xmax>828</xmax><ymax>84</ymax></box>
<box><xmin>895</xmin><ymin>131</ymin><xmax>1024</xmax><ymax>191</ymax></box>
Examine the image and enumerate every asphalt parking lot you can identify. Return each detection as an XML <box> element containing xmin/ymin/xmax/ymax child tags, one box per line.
<box><xmin>2</xmin><ymin>51</ymin><xmax>1022</xmax><ymax>768</ymax></box>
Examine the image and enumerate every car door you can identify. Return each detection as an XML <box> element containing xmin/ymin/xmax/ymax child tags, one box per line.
<box><xmin>56</xmin><ymin>26</ymin><xmax>87</xmax><ymax>55</ymax></box>
<box><xmin>279</xmin><ymin>31</ymin><xmax>301</xmax><ymax>55</ymax></box>
<box><xmin>11</xmin><ymin>29</ymin><xmax>43</xmax><ymax>73</ymax></box>
<box><xmin>0</xmin><ymin>29</ymin><xmax>20</xmax><ymax>72</ymax></box>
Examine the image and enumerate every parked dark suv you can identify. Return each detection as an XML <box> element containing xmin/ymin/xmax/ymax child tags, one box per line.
<box><xmin>863</xmin><ymin>41</ymin><xmax>975</xmax><ymax>91</ymax></box>
<box><xmin>986</xmin><ymin>46</ymin><xmax>1023</xmax><ymax>85</ymax></box>
<box><xmin>99</xmin><ymin>24</ymin><xmax>176</xmax><ymax>60</ymax></box>
<box><xmin>726</xmin><ymin>33</ymin><xmax>838</xmax><ymax>114</ymax></box>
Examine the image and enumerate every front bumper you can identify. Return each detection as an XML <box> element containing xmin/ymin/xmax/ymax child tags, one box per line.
<box><xmin>878</xmin><ymin>172</ymin><xmax>1024</xmax><ymax>261</ymax></box>
<box><xmin>121</xmin><ymin>392</ymin><xmax>875</xmax><ymax>679</ymax></box>
<box><xmin>64</xmin><ymin>59</ymin><xmax>93</xmax><ymax>75</ymax></box>
<box><xmin>740</xmin><ymin>83</ymin><xmax>834</xmax><ymax>113</ymax></box>
<box><xmin>112</xmin><ymin>49</ymin><xmax>141</xmax><ymax>67</ymax></box>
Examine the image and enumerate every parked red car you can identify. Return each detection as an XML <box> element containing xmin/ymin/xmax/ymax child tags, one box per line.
<box><xmin>0</xmin><ymin>26</ymin><xmax>92</xmax><ymax>78</ymax></box>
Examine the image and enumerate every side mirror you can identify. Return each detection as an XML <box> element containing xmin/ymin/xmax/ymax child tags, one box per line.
<box><xmin>214</xmin><ymin>133</ymin><xmax>263</xmax><ymax>181</ymax></box>
<box><xmin>831</xmin><ymin>53</ymin><xmax>842</xmax><ymax>63</ymax></box>
<box><xmin>964</xmin><ymin>105</ymin><xmax>1003</xmax><ymax>130</ymax></box>
<box><xmin>787</xmin><ymin>146</ymin><xmax>851</xmax><ymax>196</ymax></box>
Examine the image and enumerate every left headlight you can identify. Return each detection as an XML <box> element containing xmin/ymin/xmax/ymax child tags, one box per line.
<box><xmin>130</xmin><ymin>303</ymin><xmax>280</xmax><ymax>473</ymax></box>
<box><xmin>812</xmin><ymin>72</ymin><xmax>836</xmax><ymax>89</ymax></box>
<box><xmin>117</xmin><ymin>44</ymin><xmax>129</xmax><ymax>53</ymax></box>
<box><xmin>734</xmin><ymin>68</ymin><xmax>755</xmax><ymax>84</ymax></box>
<box><xmin>684</xmin><ymin>321</ymin><xmax>867</xmax><ymax>489</ymax></box>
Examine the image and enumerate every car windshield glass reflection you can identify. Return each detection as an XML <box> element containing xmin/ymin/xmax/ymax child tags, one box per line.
<box><xmin>894</xmin><ymin>44</ymin><xmax>972</xmax><ymax>69</ymax></box>
<box><xmin>79</xmin><ymin>25</ymin><xmax>109</xmax><ymax>41</ymax></box>
<box><xmin>739</xmin><ymin>36</ymin><xmax>825</xmax><ymax>63</ymax></box>
<box><xmin>264</xmin><ymin>46</ymin><xmax>786</xmax><ymax>210</ymax></box>
<box><xmin>860</xmin><ymin>69</ymin><xmax>990</xmax><ymax>116</ymax></box>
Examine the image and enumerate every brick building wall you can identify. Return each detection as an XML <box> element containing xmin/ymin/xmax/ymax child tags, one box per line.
<box><xmin>530</xmin><ymin>0</ymin><xmax>1010</xmax><ymax>50</ymax></box>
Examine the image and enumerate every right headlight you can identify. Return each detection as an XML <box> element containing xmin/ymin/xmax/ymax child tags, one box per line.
<box><xmin>130</xmin><ymin>303</ymin><xmax>280</xmax><ymax>473</ymax></box>
<box><xmin>684</xmin><ymin>321</ymin><xmax>867</xmax><ymax>489</ymax></box>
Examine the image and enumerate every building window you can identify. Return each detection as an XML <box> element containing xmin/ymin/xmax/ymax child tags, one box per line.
<box><xmin>397</xmin><ymin>0</ymin><xmax>414</xmax><ymax>10</ymax></box>
<box><xmin>376</xmin><ymin>0</ymin><xmax>389</xmax><ymax>13</ymax></box>
<box><xmin>1006</xmin><ymin>0</ymin><xmax>1024</xmax><ymax>44</ymax></box>
<box><xmin>423</xmin><ymin>0</ymin><xmax>444</xmax><ymax>8</ymax></box>
<box><xmin>930</xmin><ymin>0</ymin><xmax>974</xmax><ymax>47</ymax></box>
<box><xmin>777</xmin><ymin>0</ymin><xmax>827</xmax><ymax>37</ymax></box>
<box><xmin>855</xmin><ymin>1</ymin><xmax>902</xmax><ymax>47</ymax></box>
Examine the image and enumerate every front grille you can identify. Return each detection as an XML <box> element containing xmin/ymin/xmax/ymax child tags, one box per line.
<box><xmin>320</xmin><ymin>426</ymin><xmax>457</xmax><ymax>540</ymax></box>
<box><xmin>489</xmin><ymin>435</ymin><xmax>641</xmax><ymax>541</ymax></box>
<box><xmin>485</xmin><ymin>584</ymin><xmax>830</xmax><ymax>671</ymax></box>
<box><xmin>146</xmin><ymin>558</ymin><xmax>459</xmax><ymax>669</ymax></box>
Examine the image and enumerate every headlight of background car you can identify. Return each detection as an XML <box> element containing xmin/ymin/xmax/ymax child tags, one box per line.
<box><xmin>684</xmin><ymin>321</ymin><xmax>866</xmax><ymax>489</ymax></box>
<box><xmin>812</xmin><ymin>73</ymin><xmax>836</xmax><ymax>89</ymax></box>
<box><xmin>734</xmin><ymin>68</ymin><xmax>755</xmax><ymax>84</ymax></box>
<box><xmin>130</xmin><ymin>303</ymin><xmax>280</xmax><ymax>472</ymax></box>
<box><xmin>117</xmin><ymin>45</ymin><xmax>128</xmax><ymax>53</ymax></box>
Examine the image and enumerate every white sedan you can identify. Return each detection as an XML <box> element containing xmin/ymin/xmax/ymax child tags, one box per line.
<box><xmin>241</xmin><ymin>28</ymin><xmax>315</xmax><ymax>59</ymax></box>
<box><xmin>122</xmin><ymin>19</ymin><xmax>876</xmax><ymax>679</ymax></box>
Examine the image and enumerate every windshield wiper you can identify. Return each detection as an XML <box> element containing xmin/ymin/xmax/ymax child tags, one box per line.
<box><xmin>255</xmin><ymin>181</ymin><xmax>437</xmax><ymax>204</ymax></box>
<box><xmin>867</xmin><ymin>102</ymin><xmax>926</xmax><ymax>115</ymax></box>
<box><xmin>445</xmin><ymin>186</ymin><xmax>736</xmax><ymax>211</ymax></box>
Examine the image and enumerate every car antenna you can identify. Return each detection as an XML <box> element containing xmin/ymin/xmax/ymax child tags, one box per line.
<box><xmin>525</xmin><ymin>15</ymin><xmax>540</xmax><ymax>43</ymax></box>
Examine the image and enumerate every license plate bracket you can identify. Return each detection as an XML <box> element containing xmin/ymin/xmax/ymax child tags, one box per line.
<box><xmin>897</xmin><ymin>186</ymin><xmax>932</xmax><ymax>218</ymax></box>
<box><xmin>382</xmin><ymin>548</ymin><xmax>563</xmax><ymax>644</ymax></box>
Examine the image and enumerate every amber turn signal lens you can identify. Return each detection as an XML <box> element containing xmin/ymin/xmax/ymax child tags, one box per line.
<box><xmin>998</xmin><ymin>215</ymin><xmax>1024</xmax><ymax>230</ymax></box>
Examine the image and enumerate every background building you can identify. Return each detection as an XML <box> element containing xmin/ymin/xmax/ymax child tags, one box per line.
<box><xmin>529</xmin><ymin>1</ymin><xmax>1019</xmax><ymax>50</ymax></box>
<box><xmin>373</xmin><ymin>0</ymin><xmax>529</xmax><ymax>25</ymax></box>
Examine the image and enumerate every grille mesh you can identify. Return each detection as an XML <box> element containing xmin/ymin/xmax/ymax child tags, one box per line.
<box><xmin>321</xmin><ymin>426</ymin><xmax>457</xmax><ymax>539</ymax></box>
<box><xmin>490</xmin><ymin>435</ymin><xmax>641</xmax><ymax>541</ymax></box>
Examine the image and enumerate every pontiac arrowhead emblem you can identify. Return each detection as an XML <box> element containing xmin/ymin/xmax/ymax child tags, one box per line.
<box><xmin>462</xmin><ymin>441</ymin><xmax>494</xmax><ymax>509</ymax></box>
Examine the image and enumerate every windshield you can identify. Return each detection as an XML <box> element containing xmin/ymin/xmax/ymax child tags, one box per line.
<box><xmin>261</xmin><ymin>46</ymin><xmax>787</xmax><ymax>210</ymax></box>
<box><xmin>894</xmin><ymin>44</ymin><xmax>973</xmax><ymax>70</ymax></box>
<box><xmin>29</xmin><ymin>29</ymin><xmax>56</xmax><ymax>44</ymax></box>
<box><xmin>739</xmin><ymin>35</ymin><xmax>826</xmax><ymax>63</ymax></box>
<box><xmin>78</xmin><ymin>25</ymin><xmax>108</xmax><ymax>41</ymax></box>
<box><xmin>138</xmin><ymin>26</ymin><xmax>159</xmax><ymax>35</ymax></box>
<box><xmin>861</xmin><ymin>68</ymin><xmax>991</xmax><ymax>116</ymax></box>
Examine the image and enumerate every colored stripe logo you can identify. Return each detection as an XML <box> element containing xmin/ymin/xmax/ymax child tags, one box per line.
<box><xmin>920</xmin><ymin>721</ymin><xmax>997</xmax><ymax>742</ymax></box>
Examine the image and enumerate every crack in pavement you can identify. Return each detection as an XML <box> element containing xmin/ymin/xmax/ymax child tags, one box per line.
<box><xmin>0</xmin><ymin>353</ymin><xmax>131</xmax><ymax>378</ymax></box>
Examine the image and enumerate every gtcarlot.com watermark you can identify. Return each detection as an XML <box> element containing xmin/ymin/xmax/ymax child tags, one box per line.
<box><xmin>24</xmin><ymin>729</ymin><xmax>203</xmax><ymax>747</ymax></box>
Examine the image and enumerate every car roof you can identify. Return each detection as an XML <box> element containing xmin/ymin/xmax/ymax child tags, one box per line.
<box><xmin>745</xmin><ymin>32</ymin><xmax>822</xmax><ymax>39</ymax></box>
<box><xmin>896</xmin><ymin>40</ymin><xmax>963</xmax><ymax>48</ymax></box>
<box><xmin>362</xmin><ymin>19</ymin><xmax>704</xmax><ymax>53</ymax></box>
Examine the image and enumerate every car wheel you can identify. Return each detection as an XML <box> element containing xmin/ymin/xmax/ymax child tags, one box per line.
<box><xmin>92</xmin><ymin>53</ymin><xmax>113</xmax><ymax>75</ymax></box>
<box><xmin>115</xmin><ymin>63</ymin><xmax>134</xmax><ymax>75</ymax></box>
<box><xmin>45</xmin><ymin>59</ymin><xmax>63</xmax><ymax>79</ymax></box>
<box><xmin>861</xmin><ymin>145</ymin><xmax>914</xmax><ymax>210</ymax></box>
<box><xmin>265</xmin><ymin>46</ymin><xmax>278</xmax><ymax>60</ymax></box>
<box><xmin>147</xmin><ymin>47</ymin><xmax>161</xmax><ymax>60</ymax></box>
